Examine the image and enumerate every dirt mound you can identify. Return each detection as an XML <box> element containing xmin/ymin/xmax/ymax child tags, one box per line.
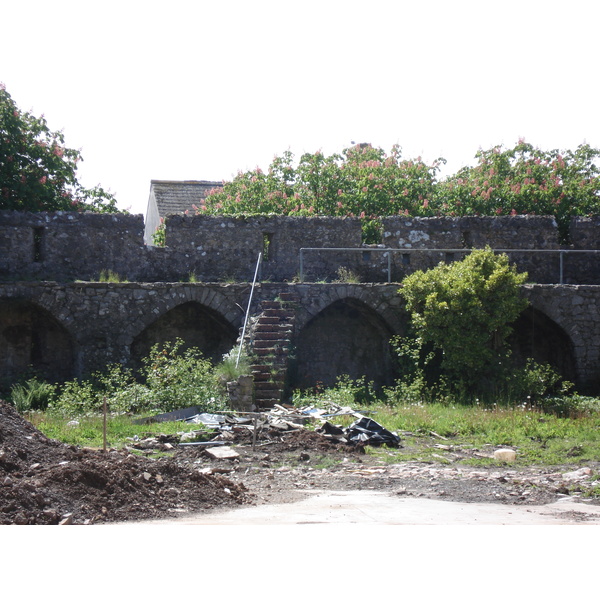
<box><xmin>0</xmin><ymin>400</ymin><xmax>247</xmax><ymax>525</ymax></box>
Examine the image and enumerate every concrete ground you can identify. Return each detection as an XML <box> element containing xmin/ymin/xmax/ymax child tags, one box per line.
<box><xmin>121</xmin><ymin>489</ymin><xmax>600</xmax><ymax>525</ymax></box>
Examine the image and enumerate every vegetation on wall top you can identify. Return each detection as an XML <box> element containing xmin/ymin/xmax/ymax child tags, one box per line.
<box><xmin>200</xmin><ymin>141</ymin><xmax>600</xmax><ymax>243</ymax></box>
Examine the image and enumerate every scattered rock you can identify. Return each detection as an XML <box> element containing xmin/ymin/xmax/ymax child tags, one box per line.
<box><xmin>494</xmin><ymin>448</ymin><xmax>517</xmax><ymax>462</ymax></box>
<box><xmin>205</xmin><ymin>446</ymin><xmax>240</xmax><ymax>460</ymax></box>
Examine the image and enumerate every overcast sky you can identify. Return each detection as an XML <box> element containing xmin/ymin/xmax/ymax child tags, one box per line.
<box><xmin>2</xmin><ymin>0</ymin><xmax>598</xmax><ymax>218</ymax></box>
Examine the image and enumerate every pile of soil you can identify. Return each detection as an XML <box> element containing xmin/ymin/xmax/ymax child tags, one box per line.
<box><xmin>0</xmin><ymin>399</ymin><xmax>247</xmax><ymax>525</ymax></box>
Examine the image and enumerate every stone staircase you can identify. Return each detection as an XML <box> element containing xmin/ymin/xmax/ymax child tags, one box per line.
<box><xmin>247</xmin><ymin>292</ymin><xmax>298</xmax><ymax>409</ymax></box>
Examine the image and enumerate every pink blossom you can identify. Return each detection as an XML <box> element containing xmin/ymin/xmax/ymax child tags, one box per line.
<box><xmin>39</xmin><ymin>176</ymin><xmax>47</xmax><ymax>184</ymax></box>
<box><xmin>337</xmin><ymin>189</ymin><xmax>343</xmax><ymax>196</ymax></box>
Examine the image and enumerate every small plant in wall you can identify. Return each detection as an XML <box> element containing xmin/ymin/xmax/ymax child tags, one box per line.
<box><xmin>333</xmin><ymin>267</ymin><xmax>360</xmax><ymax>283</ymax></box>
<box><xmin>151</xmin><ymin>219</ymin><xmax>166</xmax><ymax>247</ymax></box>
<box><xmin>214</xmin><ymin>346</ymin><xmax>251</xmax><ymax>384</ymax></box>
<box><xmin>98</xmin><ymin>270</ymin><xmax>127</xmax><ymax>283</ymax></box>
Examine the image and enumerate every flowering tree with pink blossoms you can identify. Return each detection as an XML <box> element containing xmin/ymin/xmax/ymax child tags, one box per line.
<box><xmin>436</xmin><ymin>140</ymin><xmax>600</xmax><ymax>241</ymax></box>
<box><xmin>201</xmin><ymin>139</ymin><xmax>599</xmax><ymax>243</ymax></box>
<box><xmin>0</xmin><ymin>84</ymin><xmax>117</xmax><ymax>212</ymax></box>
<box><xmin>201</xmin><ymin>144</ymin><xmax>443</xmax><ymax>242</ymax></box>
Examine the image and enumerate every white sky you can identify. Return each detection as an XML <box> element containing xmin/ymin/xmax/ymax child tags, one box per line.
<box><xmin>1</xmin><ymin>0</ymin><xmax>598</xmax><ymax>218</ymax></box>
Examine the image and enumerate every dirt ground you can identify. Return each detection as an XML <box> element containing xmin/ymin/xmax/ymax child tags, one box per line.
<box><xmin>1</xmin><ymin>398</ymin><xmax>599</xmax><ymax>525</ymax></box>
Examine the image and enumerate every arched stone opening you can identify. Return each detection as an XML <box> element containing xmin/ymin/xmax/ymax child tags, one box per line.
<box><xmin>0</xmin><ymin>300</ymin><xmax>75</xmax><ymax>387</ymax></box>
<box><xmin>509</xmin><ymin>307</ymin><xmax>577</xmax><ymax>383</ymax></box>
<box><xmin>290</xmin><ymin>298</ymin><xmax>397</xmax><ymax>391</ymax></box>
<box><xmin>130</xmin><ymin>301</ymin><xmax>238</xmax><ymax>370</ymax></box>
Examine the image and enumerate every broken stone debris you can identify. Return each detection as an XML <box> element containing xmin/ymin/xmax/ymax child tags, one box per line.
<box><xmin>147</xmin><ymin>403</ymin><xmax>402</xmax><ymax>449</ymax></box>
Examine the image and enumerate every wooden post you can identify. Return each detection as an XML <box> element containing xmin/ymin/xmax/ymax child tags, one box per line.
<box><xmin>103</xmin><ymin>396</ymin><xmax>107</xmax><ymax>453</ymax></box>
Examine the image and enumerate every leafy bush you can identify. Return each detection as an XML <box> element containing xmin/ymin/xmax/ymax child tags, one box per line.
<box><xmin>141</xmin><ymin>340</ymin><xmax>223</xmax><ymax>412</ymax></box>
<box><xmin>398</xmin><ymin>247</ymin><xmax>529</xmax><ymax>396</ymax></box>
<box><xmin>533</xmin><ymin>394</ymin><xmax>600</xmax><ymax>418</ymax></box>
<box><xmin>49</xmin><ymin>339</ymin><xmax>227</xmax><ymax>416</ymax></box>
<box><xmin>293</xmin><ymin>375</ymin><xmax>379</xmax><ymax>408</ymax></box>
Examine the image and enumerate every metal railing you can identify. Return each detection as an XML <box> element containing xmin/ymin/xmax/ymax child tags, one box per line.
<box><xmin>298</xmin><ymin>247</ymin><xmax>600</xmax><ymax>284</ymax></box>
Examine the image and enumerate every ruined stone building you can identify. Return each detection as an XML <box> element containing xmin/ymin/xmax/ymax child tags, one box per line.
<box><xmin>2</xmin><ymin>200</ymin><xmax>600</xmax><ymax>406</ymax></box>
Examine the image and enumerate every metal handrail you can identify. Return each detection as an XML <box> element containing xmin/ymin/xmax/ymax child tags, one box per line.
<box><xmin>237</xmin><ymin>252</ymin><xmax>262</xmax><ymax>367</ymax></box>
<box><xmin>298</xmin><ymin>247</ymin><xmax>600</xmax><ymax>284</ymax></box>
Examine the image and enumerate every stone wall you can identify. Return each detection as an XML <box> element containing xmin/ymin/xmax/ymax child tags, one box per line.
<box><xmin>2</xmin><ymin>280</ymin><xmax>600</xmax><ymax>395</ymax></box>
<box><xmin>164</xmin><ymin>214</ymin><xmax>362</xmax><ymax>282</ymax></box>
<box><xmin>0</xmin><ymin>211</ymin><xmax>147</xmax><ymax>282</ymax></box>
<box><xmin>1</xmin><ymin>211</ymin><xmax>598</xmax><ymax>285</ymax></box>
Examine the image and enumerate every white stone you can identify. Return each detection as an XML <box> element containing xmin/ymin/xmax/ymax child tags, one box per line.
<box><xmin>494</xmin><ymin>448</ymin><xmax>517</xmax><ymax>462</ymax></box>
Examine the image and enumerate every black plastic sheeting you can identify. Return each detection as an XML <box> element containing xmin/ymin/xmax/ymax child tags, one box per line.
<box><xmin>319</xmin><ymin>417</ymin><xmax>401</xmax><ymax>447</ymax></box>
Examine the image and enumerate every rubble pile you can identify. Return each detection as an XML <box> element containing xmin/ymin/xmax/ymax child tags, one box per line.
<box><xmin>148</xmin><ymin>403</ymin><xmax>402</xmax><ymax>450</ymax></box>
<box><xmin>0</xmin><ymin>399</ymin><xmax>247</xmax><ymax>525</ymax></box>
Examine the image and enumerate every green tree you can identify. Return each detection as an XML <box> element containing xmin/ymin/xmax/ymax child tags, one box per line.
<box><xmin>435</xmin><ymin>140</ymin><xmax>600</xmax><ymax>242</ymax></box>
<box><xmin>0</xmin><ymin>83</ymin><xmax>117</xmax><ymax>212</ymax></box>
<box><xmin>398</xmin><ymin>248</ymin><xmax>529</xmax><ymax>394</ymax></box>
<box><xmin>200</xmin><ymin>143</ymin><xmax>444</xmax><ymax>242</ymax></box>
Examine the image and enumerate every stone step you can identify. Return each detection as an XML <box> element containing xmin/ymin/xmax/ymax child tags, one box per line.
<box><xmin>257</xmin><ymin>316</ymin><xmax>285</xmax><ymax>325</ymax></box>
<box><xmin>277</xmin><ymin>293</ymin><xmax>299</xmax><ymax>302</ymax></box>
<box><xmin>262</xmin><ymin>308</ymin><xmax>295</xmax><ymax>319</ymax></box>
<box><xmin>253</xmin><ymin>331</ymin><xmax>289</xmax><ymax>341</ymax></box>
<box><xmin>254</xmin><ymin>323</ymin><xmax>294</xmax><ymax>332</ymax></box>
<box><xmin>251</xmin><ymin>347</ymin><xmax>289</xmax><ymax>357</ymax></box>
<box><xmin>253</xmin><ymin>340</ymin><xmax>285</xmax><ymax>350</ymax></box>
<box><xmin>253</xmin><ymin>389</ymin><xmax>283</xmax><ymax>400</ymax></box>
<box><xmin>260</xmin><ymin>301</ymin><xmax>282</xmax><ymax>309</ymax></box>
<box><xmin>254</xmin><ymin>381</ymin><xmax>283</xmax><ymax>392</ymax></box>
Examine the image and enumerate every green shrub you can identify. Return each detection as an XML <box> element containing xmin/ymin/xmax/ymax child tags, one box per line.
<box><xmin>398</xmin><ymin>247</ymin><xmax>529</xmax><ymax>396</ymax></box>
<box><xmin>10</xmin><ymin>378</ymin><xmax>57</xmax><ymax>413</ymax></box>
<box><xmin>293</xmin><ymin>375</ymin><xmax>379</xmax><ymax>408</ymax></box>
<box><xmin>141</xmin><ymin>340</ymin><xmax>224</xmax><ymax>413</ymax></box>
<box><xmin>214</xmin><ymin>346</ymin><xmax>251</xmax><ymax>384</ymax></box>
<box><xmin>50</xmin><ymin>339</ymin><xmax>227</xmax><ymax>416</ymax></box>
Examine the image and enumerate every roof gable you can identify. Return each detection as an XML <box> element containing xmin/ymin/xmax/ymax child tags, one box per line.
<box><xmin>150</xmin><ymin>180</ymin><xmax>223</xmax><ymax>216</ymax></box>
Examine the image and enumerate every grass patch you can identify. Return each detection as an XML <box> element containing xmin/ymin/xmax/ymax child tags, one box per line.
<box><xmin>22</xmin><ymin>398</ymin><xmax>600</xmax><ymax>468</ymax></box>
<box><xmin>27</xmin><ymin>412</ymin><xmax>203</xmax><ymax>450</ymax></box>
<box><xmin>367</xmin><ymin>402</ymin><xmax>600</xmax><ymax>466</ymax></box>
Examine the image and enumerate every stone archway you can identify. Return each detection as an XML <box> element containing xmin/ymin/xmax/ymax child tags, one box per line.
<box><xmin>0</xmin><ymin>299</ymin><xmax>75</xmax><ymax>386</ymax></box>
<box><xmin>130</xmin><ymin>301</ymin><xmax>238</xmax><ymax>370</ymax></box>
<box><xmin>509</xmin><ymin>306</ymin><xmax>577</xmax><ymax>383</ymax></box>
<box><xmin>289</xmin><ymin>298</ymin><xmax>397</xmax><ymax>391</ymax></box>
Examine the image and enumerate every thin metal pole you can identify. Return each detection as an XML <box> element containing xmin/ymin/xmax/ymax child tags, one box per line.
<box><xmin>237</xmin><ymin>253</ymin><xmax>262</xmax><ymax>367</ymax></box>
<box><xmin>560</xmin><ymin>250</ymin><xmax>564</xmax><ymax>284</ymax></box>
